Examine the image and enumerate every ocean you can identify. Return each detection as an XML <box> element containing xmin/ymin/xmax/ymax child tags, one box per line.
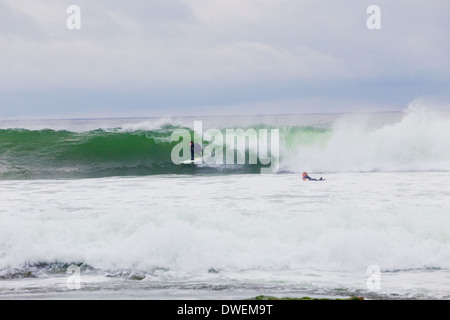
<box><xmin>0</xmin><ymin>105</ymin><xmax>449</xmax><ymax>300</ymax></box>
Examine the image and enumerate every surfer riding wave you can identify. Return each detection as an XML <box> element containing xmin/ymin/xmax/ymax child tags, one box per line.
<box><xmin>190</xmin><ymin>141</ymin><xmax>203</xmax><ymax>161</ymax></box>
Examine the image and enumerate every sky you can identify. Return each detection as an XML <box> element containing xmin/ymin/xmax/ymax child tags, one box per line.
<box><xmin>0</xmin><ymin>0</ymin><xmax>449</xmax><ymax>119</ymax></box>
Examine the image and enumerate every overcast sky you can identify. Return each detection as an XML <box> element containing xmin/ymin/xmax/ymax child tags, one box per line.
<box><xmin>0</xmin><ymin>0</ymin><xmax>449</xmax><ymax>119</ymax></box>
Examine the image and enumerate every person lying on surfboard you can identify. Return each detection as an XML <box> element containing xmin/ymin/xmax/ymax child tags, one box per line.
<box><xmin>302</xmin><ymin>172</ymin><xmax>324</xmax><ymax>181</ymax></box>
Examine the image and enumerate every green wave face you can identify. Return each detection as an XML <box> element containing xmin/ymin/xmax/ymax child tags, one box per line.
<box><xmin>0</xmin><ymin>125</ymin><xmax>283</xmax><ymax>179</ymax></box>
<box><xmin>0</xmin><ymin>127</ymin><xmax>181</xmax><ymax>179</ymax></box>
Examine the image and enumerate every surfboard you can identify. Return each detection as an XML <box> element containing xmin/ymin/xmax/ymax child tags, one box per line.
<box><xmin>181</xmin><ymin>157</ymin><xmax>202</xmax><ymax>164</ymax></box>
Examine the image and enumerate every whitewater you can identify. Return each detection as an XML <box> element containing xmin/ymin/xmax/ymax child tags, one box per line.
<box><xmin>0</xmin><ymin>105</ymin><xmax>449</xmax><ymax>299</ymax></box>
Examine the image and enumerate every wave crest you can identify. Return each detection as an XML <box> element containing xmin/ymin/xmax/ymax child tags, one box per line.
<box><xmin>1</xmin><ymin>108</ymin><xmax>449</xmax><ymax>179</ymax></box>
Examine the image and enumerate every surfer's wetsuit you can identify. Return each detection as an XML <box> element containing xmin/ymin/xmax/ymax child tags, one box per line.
<box><xmin>190</xmin><ymin>142</ymin><xmax>194</xmax><ymax>160</ymax></box>
<box><xmin>303</xmin><ymin>175</ymin><xmax>323</xmax><ymax>181</ymax></box>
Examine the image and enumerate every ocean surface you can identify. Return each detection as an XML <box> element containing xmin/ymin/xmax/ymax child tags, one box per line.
<box><xmin>0</xmin><ymin>105</ymin><xmax>449</xmax><ymax>300</ymax></box>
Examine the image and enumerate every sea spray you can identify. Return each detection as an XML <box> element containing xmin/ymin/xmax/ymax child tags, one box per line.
<box><xmin>281</xmin><ymin>107</ymin><xmax>450</xmax><ymax>173</ymax></box>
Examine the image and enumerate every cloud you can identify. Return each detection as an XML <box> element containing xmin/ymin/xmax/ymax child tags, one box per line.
<box><xmin>0</xmin><ymin>1</ymin><xmax>47</xmax><ymax>40</ymax></box>
<box><xmin>0</xmin><ymin>0</ymin><xmax>449</xmax><ymax>118</ymax></box>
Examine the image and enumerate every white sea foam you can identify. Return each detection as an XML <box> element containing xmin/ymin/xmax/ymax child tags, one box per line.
<box><xmin>1</xmin><ymin>174</ymin><xmax>449</xmax><ymax>279</ymax></box>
